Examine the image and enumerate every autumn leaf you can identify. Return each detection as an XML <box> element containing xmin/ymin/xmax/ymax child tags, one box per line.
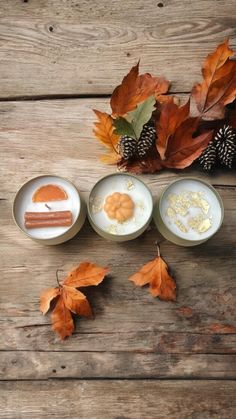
<box><xmin>118</xmin><ymin>150</ymin><xmax>163</xmax><ymax>174</ymax></box>
<box><xmin>110</xmin><ymin>62</ymin><xmax>170</xmax><ymax>116</ymax></box>
<box><xmin>114</xmin><ymin>96</ymin><xmax>156</xmax><ymax>140</ymax></box>
<box><xmin>40</xmin><ymin>263</ymin><xmax>108</xmax><ymax>340</ymax></box>
<box><xmin>156</xmin><ymin>99</ymin><xmax>190</xmax><ymax>159</ymax></box>
<box><xmin>129</xmin><ymin>244</ymin><xmax>176</xmax><ymax>300</ymax></box>
<box><xmin>52</xmin><ymin>293</ymin><xmax>74</xmax><ymax>340</ymax></box>
<box><xmin>163</xmin><ymin>117</ymin><xmax>213</xmax><ymax>169</ymax></box>
<box><xmin>93</xmin><ymin>110</ymin><xmax>121</xmax><ymax>164</ymax></box>
<box><xmin>63</xmin><ymin>262</ymin><xmax>108</xmax><ymax>288</ymax></box>
<box><xmin>192</xmin><ymin>39</ymin><xmax>236</xmax><ymax>119</ymax></box>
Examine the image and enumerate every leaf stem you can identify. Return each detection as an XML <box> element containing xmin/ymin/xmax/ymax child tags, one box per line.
<box><xmin>155</xmin><ymin>241</ymin><xmax>161</xmax><ymax>257</ymax></box>
<box><xmin>56</xmin><ymin>269</ymin><xmax>63</xmax><ymax>287</ymax></box>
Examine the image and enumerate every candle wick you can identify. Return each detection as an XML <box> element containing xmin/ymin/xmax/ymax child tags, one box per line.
<box><xmin>45</xmin><ymin>203</ymin><xmax>51</xmax><ymax>210</ymax></box>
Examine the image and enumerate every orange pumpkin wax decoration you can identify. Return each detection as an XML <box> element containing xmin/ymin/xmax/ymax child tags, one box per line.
<box><xmin>104</xmin><ymin>192</ymin><xmax>134</xmax><ymax>222</ymax></box>
<box><xmin>32</xmin><ymin>184</ymin><xmax>68</xmax><ymax>202</ymax></box>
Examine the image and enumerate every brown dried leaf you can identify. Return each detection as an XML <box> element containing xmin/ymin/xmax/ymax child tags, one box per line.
<box><xmin>129</xmin><ymin>248</ymin><xmax>176</xmax><ymax>300</ymax></box>
<box><xmin>192</xmin><ymin>39</ymin><xmax>236</xmax><ymax>119</ymax></box>
<box><xmin>40</xmin><ymin>263</ymin><xmax>108</xmax><ymax>340</ymax></box>
<box><xmin>156</xmin><ymin>99</ymin><xmax>190</xmax><ymax>159</ymax></box>
<box><xmin>51</xmin><ymin>293</ymin><xmax>74</xmax><ymax>340</ymax></box>
<box><xmin>163</xmin><ymin>118</ymin><xmax>213</xmax><ymax>169</ymax></box>
<box><xmin>40</xmin><ymin>287</ymin><xmax>60</xmax><ymax>315</ymax></box>
<box><xmin>110</xmin><ymin>62</ymin><xmax>170</xmax><ymax>116</ymax></box>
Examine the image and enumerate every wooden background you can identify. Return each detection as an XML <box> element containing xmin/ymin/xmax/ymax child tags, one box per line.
<box><xmin>0</xmin><ymin>1</ymin><xmax>236</xmax><ymax>418</ymax></box>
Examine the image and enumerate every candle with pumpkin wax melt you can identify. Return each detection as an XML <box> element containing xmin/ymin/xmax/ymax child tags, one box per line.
<box><xmin>153</xmin><ymin>178</ymin><xmax>224</xmax><ymax>246</ymax></box>
<box><xmin>13</xmin><ymin>175</ymin><xmax>86</xmax><ymax>245</ymax></box>
<box><xmin>88</xmin><ymin>173</ymin><xmax>153</xmax><ymax>242</ymax></box>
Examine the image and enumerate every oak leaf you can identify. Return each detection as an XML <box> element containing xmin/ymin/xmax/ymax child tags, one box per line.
<box><xmin>110</xmin><ymin>62</ymin><xmax>170</xmax><ymax>116</ymax></box>
<box><xmin>40</xmin><ymin>262</ymin><xmax>108</xmax><ymax>340</ymax></box>
<box><xmin>93</xmin><ymin>110</ymin><xmax>121</xmax><ymax>164</ymax></box>
<box><xmin>192</xmin><ymin>39</ymin><xmax>236</xmax><ymax>119</ymax></box>
<box><xmin>129</xmin><ymin>245</ymin><xmax>176</xmax><ymax>300</ymax></box>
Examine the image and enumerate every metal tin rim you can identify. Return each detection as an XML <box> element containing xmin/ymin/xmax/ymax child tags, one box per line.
<box><xmin>12</xmin><ymin>174</ymin><xmax>84</xmax><ymax>242</ymax></box>
<box><xmin>87</xmin><ymin>172</ymin><xmax>153</xmax><ymax>240</ymax></box>
<box><xmin>156</xmin><ymin>176</ymin><xmax>224</xmax><ymax>244</ymax></box>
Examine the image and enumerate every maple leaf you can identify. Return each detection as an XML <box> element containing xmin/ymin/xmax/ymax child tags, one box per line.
<box><xmin>93</xmin><ymin>110</ymin><xmax>121</xmax><ymax>164</ymax></box>
<box><xmin>129</xmin><ymin>244</ymin><xmax>176</xmax><ymax>300</ymax></box>
<box><xmin>40</xmin><ymin>263</ymin><xmax>108</xmax><ymax>340</ymax></box>
<box><xmin>192</xmin><ymin>39</ymin><xmax>236</xmax><ymax>119</ymax></box>
<box><xmin>156</xmin><ymin>99</ymin><xmax>190</xmax><ymax>159</ymax></box>
<box><xmin>110</xmin><ymin>62</ymin><xmax>170</xmax><ymax>116</ymax></box>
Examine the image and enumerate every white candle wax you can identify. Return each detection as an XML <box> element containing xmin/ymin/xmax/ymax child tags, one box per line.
<box><xmin>14</xmin><ymin>176</ymin><xmax>80</xmax><ymax>241</ymax></box>
<box><xmin>89</xmin><ymin>174</ymin><xmax>153</xmax><ymax>237</ymax></box>
<box><xmin>160</xmin><ymin>179</ymin><xmax>223</xmax><ymax>241</ymax></box>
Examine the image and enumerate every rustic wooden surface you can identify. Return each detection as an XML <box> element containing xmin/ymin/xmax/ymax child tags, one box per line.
<box><xmin>0</xmin><ymin>1</ymin><xmax>236</xmax><ymax>418</ymax></box>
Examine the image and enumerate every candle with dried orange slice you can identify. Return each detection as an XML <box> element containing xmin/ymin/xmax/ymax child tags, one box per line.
<box><xmin>88</xmin><ymin>173</ymin><xmax>153</xmax><ymax>242</ymax></box>
<box><xmin>13</xmin><ymin>175</ymin><xmax>86</xmax><ymax>245</ymax></box>
<box><xmin>32</xmin><ymin>184</ymin><xmax>68</xmax><ymax>202</ymax></box>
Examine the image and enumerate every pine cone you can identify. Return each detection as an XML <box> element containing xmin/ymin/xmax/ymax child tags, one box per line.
<box><xmin>199</xmin><ymin>141</ymin><xmax>217</xmax><ymax>171</ymax></box>
<box><xmin>119</xmin><ymin>136</ymin><xmax>137</xmax><ymax>160</ymax></box>
<box><xmin>216</xmin><ymin>125</ymin><xmax>236</xmax><ymax>168</ymax></box>
<box><xmin>137</xmin><ymin>124</ymin><xmax>156</xmax><ymax>158</ymax></box>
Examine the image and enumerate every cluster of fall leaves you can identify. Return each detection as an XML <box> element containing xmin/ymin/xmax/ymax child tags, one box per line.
<box><xmin>93</xmin><ymin>40</ymin><xmax>236</xmax><ymax>174</ymax></box>
<box><xmin>40</xmin><ymin>247</ymin><xmax>176</xmax><ymax>340</ymax></box>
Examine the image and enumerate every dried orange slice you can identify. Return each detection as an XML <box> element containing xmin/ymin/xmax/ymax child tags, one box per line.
<box><xmin>32</xmin><ymin>184</ymin><xmax>68</xmax><ymax>202</ymax></box>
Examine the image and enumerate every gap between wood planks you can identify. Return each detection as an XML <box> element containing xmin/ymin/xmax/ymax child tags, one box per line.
<box><xmin>0</xmin><ymin>377</ymin><xmax>236</xmax><ymax>382</ymax></box>
<box><xmin>0</xmin><ymin>92</ymin><xmax>190</xmax><ymax>102</ymax></box>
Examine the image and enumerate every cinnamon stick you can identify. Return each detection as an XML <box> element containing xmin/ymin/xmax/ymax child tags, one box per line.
<box><xmin>25</xmin><ymin>217</ymin><xmax>72</xmax><ymax>229</ymax></box>
<box><xmin>24</xmin><ymin>211</ymin><xmax>72</xmax><ymax>221</ymax></box>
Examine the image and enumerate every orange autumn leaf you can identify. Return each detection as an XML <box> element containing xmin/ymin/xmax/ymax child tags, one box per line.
<box><xmin>93</xmin><ymin>109</ymin><xmax>121</xmax><ymax>164</ymax></box>
<box><xmin>52</xmin><ymin>293</ymin><xmax>74</xmax><ymax>340</ymax></box>
<box><xmin>156</xmin><ymin>99</ymin><xmax>190</xmax><ymax>160</ymax></box>
<box><xmin>40</xmin><ymin>287</ymin><xmax>60</xmax><ymax>315</ymax></box>
<box><xmin>40</xmin><ymin>262</ymin><xmax>108</xmax><ymax>340</ymax></box>
<box><xmin>62</xmin><ymin>285</ymin><xmax>92</xmax><ymax>318</ymax></box>
<box><xmin>110</xmin><ymin>62</ymin><xmax>169</xmax><ymax>116</ymax></box>
<box><xmin>192</xmin><ymin>39</ymin><xmax>236</xmax><ymax>119</ymax></box>
<box><xmin>129</xmin><ymin>246</ymin><xmax>176</xmax><ymax>300</ymax></box>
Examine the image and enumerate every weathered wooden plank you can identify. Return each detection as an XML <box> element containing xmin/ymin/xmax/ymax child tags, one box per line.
<box><xmin>0</xmin><ymin>1</ymin><xmax>235</xmax><ymax>96</ymax></box>
<box><xmin>0</xmin><ymin>186</ymin><xmax>235</xmax><ymax>354</ymax></box>
<box><xmin>0</xmin><ymin>351</ymin><xmax>235</xmax><ymax>379</ymax></box>
<box><xmin>0</xmin><ymin>98</ymin><xmax>235</xmax><ymax>201</ymax></box>
<box><xmin>0</xmin><ymin>380</ymin><xmax>235</xmax><ymax>419</ymax></box>
<box><xmin>0</xmin><ymin>98</ymin><xmax>235</xmax><ymax>359</ymax></box>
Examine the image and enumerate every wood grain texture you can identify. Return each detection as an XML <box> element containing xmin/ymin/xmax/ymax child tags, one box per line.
<box><xmin>0</xmin><ymin>380</ymin><xmax>235</xmax><ymax>419</ymax></box>
<box><xmin>1</xmin><ymin>0</ymin><xmax>236</xmax><ymax>412</ymax></box>
<box><xmin>1</xmin><ymin>351</ymin><xmax>236</xmax><ymax>380</ymax></box>
<box><xmin>0</xmin><ymin>1</ymin><xmax>235</xmax><ymax>97</ymax></box>
<box><xmin>0</xmin><ymin>97</ymin><xmax>235</xmax><ymax>380</ymax></box>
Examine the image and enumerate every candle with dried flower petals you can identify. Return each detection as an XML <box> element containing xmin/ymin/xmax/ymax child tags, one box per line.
<box><xmin>13</xmin><ymin>175</ymin><xmax>86</xmax><ymax>245</ymax></box>
<box><xmin>153</xmin><ymin>178</ymin><xmax>224</xmax><ymax>246</ymax></box>
<box><xmin>88</xmin><ymin>173</ymin><xmax>153</xmax><ymax>242</ymax></box>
